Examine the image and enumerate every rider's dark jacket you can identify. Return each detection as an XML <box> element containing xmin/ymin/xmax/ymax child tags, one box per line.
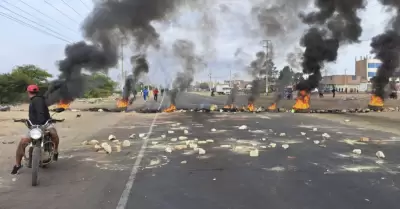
<box><xmin>29</xmin><ymin>95</ymin><xmax>51</xmax><ymax>125</ymax></box>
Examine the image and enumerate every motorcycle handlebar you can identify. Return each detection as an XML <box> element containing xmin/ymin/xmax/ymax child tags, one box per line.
<box><xmin>13</xmin><ymin>118</ymin><xmax>65</xmax><ymax>124</ymax></box>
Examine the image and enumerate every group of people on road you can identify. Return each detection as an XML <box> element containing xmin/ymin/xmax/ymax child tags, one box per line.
<box><xmin>137</xmin><ymin>87</ymin><xmax>164</xmax><ymax>102</ymax></box>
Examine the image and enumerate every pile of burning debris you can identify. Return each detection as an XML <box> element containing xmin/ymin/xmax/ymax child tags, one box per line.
<box><xmin>50</xmin><ymin>92</ymin><xmax>395</xmax><ymax>114</ymax></box>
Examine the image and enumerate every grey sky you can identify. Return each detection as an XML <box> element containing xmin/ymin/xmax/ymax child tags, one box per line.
<box><xmin>0</xmin><ymin>0</ymin><xmax>390</xmax><ymax>87</ymax></box>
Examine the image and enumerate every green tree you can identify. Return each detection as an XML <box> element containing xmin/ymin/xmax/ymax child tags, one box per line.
<box><xmin>278</xmin><ymin>66</ymin><xmax>294</xmax><ymax>81</ymax></box>
<box><xmin>11</xmin><ymin>65</ymin><xmax>52</xmax><ymax>84</ymax></box>
<box><xmin>199</xmin><ymin>82</ymin><xmax>209</xmax><ymax>90</ymax></box>
<box><xmin>84</xmin><ymin>73</ymin><xmax>117</xmax><ymax>98</ymax></box>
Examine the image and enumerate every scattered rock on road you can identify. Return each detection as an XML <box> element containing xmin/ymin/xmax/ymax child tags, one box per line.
<box><xmin>122</xmin><ymin>140</ymin><xmax>131</xmax><ymax>147</ymax></box>
<box><xmin>300</xmin><ymin>132</ymin><xmax>306</xmax><ymax>136</ymax></box>
<box><xmin>352</xmin><ymin>149</ymin><xmax>362</xmax><ymax>155</ymax></box>
<box><xmin>168</xmin><ymin>130</ymin><xmax>174</xmax><ymax>134</ymax></box>
<box><xmin>268</xmin><ymin>143</ymin><xmax>276</xmax><ymax>148</ymax></box>
<box><xmin>360</xmin><ymin>137</ymin><xmax>369</xmax><ymax>142</ymax></box>
<box><xmin>206</xmin><ymin>139</ymin><xmax>214</xmax><ymax>143</ymax></box>
<box><xmin>139</xmin><ymin>133</ymin><xmax>146</xmax><ymax>138</ymax></box>
<box><xmin>101</xmin><ymin>142</ymin><xmax>112</xmax><ymax>154</ymax></box>
<box><xmin>129</xmin><ymin>134</ymin><xmax>135</xmax><ymax>139</ymax></box>
<box><xmin>282</xmin><ymin>144</ymin><xmax>289</xmax><ymax>149</ymax></box>
<box><xmin>89</xmin><ymin>140</ymin><xmax>99</xmax><ymax>145</ymax></box>
<box><xmin>280</xmin><ymin>133</ymin><xmax>286</xmax><ymax>136</ymax></box>
<box><xmin>322</xmin><ymin>133</ymin><xmax>330</xmax><ymax>138</ymax></box>
<box><xmin>312</xmin><ymin>128</ymin><xmax>318</xmax><ymax>131</ymax></box>
<box><xmin>108</xmin><ymin>135</ymin><xmax>116</xmax><ymax>141</ymax></box>
<box><xmin>249</xmin><ymin>149</ymin><xmax>259</xmax><ymax>157</ymax></box>
<box><xmin>211</xmin><ymin>128</ymin><xmax>217</xmax><ymax>132</ymax></box>
<box><xmin>178</xmin><ymin>136</ymin><xmax>188</xmax><ymax>140</ymax></box>
<box><xmin>376</xmin><ymin>151</ymin><xmax>385</xmax><ymax>158</ymax></box>
<box><xmin>238</xmin><ymin>125</ymin><xmax>247</xmax><ymax>130</ymax></box>
<box><xmin>165</xmin><ymin>146</ymin><xmax>172</xmax><ymax>153</ymax></box>
<box><xmin>161</xmin><ymin>134</ymin><xmax>166</xmax><ymax>139</ymax></box>
<box><xmin>198</xmin><ymin>148</ymin><xmax>206</xmax><ymax>155</ymax></box>
<box><xmin>313</xmin><ymin>140</ymin><xmax>320</xmax><ymax>145</ymax></box>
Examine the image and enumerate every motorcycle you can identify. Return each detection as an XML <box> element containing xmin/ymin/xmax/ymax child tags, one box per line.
<box><xmin>13</xmin><ymin>107</ymin><xmax>65</xmax><ymax>186</ymax></box>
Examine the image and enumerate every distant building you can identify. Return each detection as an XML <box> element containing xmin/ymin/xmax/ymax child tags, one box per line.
<box><xmin>355</xmin><ymin>57</ymin><xmax>381</xmax><ymax>81</ymax></box>
<box><xmin>321</xmin><ymin>75</ymin><xmax>368</xmax><ymax>92</ymax></box>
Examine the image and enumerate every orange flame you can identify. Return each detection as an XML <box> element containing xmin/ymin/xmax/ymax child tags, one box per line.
<box><xmin>293</xmin><ymin>90</ymin><xmax>310</xmax><ymax>110</ymax></box>
<box><xmin>268</xmin><ymin>103</ymin><xmax>277</xmax><ymax>110</ymax></box>
<box><xmin>247</xmin><ymin>103</ymin><xmax>254</xmax><ymax>112</ymax></box>
<box><xmin>224</xmin><ymin>104</ymin><xmax>234</xmax><ymax>109</ymax></box>
<box><xmin>368</xmin><ymin>95</ymin><xmax>383</xmax><ymax>107</ymax></box>
<box><xmin>117</xmin><ymin>99</ymin><xmax>128</xmax><ymax>108</ymax></box>
<box><xmin>163</xmin><ymin>104</ymin><xmax>176</xmax><ymax>112</ymax></box>
<box><xmin>57</xmin><ymin>100</ymin><xmax>71</xmax><ymax>109</ymax></box>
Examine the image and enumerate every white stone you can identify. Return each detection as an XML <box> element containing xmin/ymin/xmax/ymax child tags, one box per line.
<box><xmin>344</xmin><ymin>119</ymin><xmax>350</xmax><ymax>122</ymax></box>
<box><xmin>250</xmin><ymin>149</ymin><xmax>259</xmax><ymax>157</ymax></box>
<box><xmin>98</xmin><ymin>109</ymin><xmax>104</xmax><ymax>112</ymax></box>
<box><xmin>220</xmin><ymin>145</ymin><xmax>231</xmax><ymax>148</ymax></box>
<box><xmin>269</xmin><ymin>129</ymin><xmax>273</xmax><ymax>132</ymax></box>
<box><xmin>108</xmin><ymin>134</ymin><xmax>116</xmax><ymax>141</ymax></box>
<box><xmin>282</xmin><ymin>144</ymin><xmax>289</xmax><ymax>149</ymax></box>
<box><xmin>189</xmin><ymin>143</ymin><xmax>198</xmax><ymax>149</ymax></box>
<box><xmin>161</xmin><ymin>134</ymin><xmax>166</xmax><ymax>139</ymax></box>
<box><xmin>122</xmin><ymin>140</ymin><xmax>131</xmax><ymax>147</ymax></box>
<box><xmin>165</xmin><ymin>147</ymin><xmax>172</xmax><ymax>153</ymax></box>
<box><xmin>101</xmin><ymin>142</ymin><xmax>112</xmax><ymax>154</ymax></box>
<box><xmin>139</xmin><ymin>133</ymin><xmax>146</xmax><ymax>138</ymax></box>
<box><xmin>194</xmin><ymin>138</ymin><xmax>199</xmax><ymax>141</ymax></box>
<box><xmin>260</xmin><ymin>146</ymin><xmax>267</xmax><ymax>149</ymax></box>
<box><xmin>279</xmin><ymin>133</ymin><xmax>286</xmax><ymax>136</ymax></box>
<box><xmin>238</xmin><ymin>125</ymin><xmax>247</xmax><ymax>130</ymax></box>
<box><xmin>268</xmin><ymin>143</ymin><xmax>276</xmax><ymax>148</ymax></box>
<box><xmin>151</xmin><ymin>141</ymin><xmax>158</xmax><ymax>145</ymax></box>
<box><xmin>220</xmin><ymin>109</ymin><xmax>223</xmax><ymax>112</ymax></box>
<box><xmin>94</xmin><ymin>144</ymin><xmax>102</xmax><ymax>151</ymax></box>
<box><xmin>206</xmin><ymin>139</ymin><xmax>214</xmax><ymax>143</ymax></box>
<box><xmin>376</xmin><ymin>151</ymin><xmax>385</xmax><ymax>158</ymax></box>
<box><xmin>306</xmin><ymin>137</ymin><xmax>310</xmax><ymax>140</ymax></box>
<box><xmin>352</xmin><ymin>149</ymin><xmax>362</xmax><ymax>155</ymax></box>
<box><xmin>129</xmin><ymin>134</ymin><xmax>135</xmax><ymax>139</ymax></box>
<box><xmin>181</xmin><ymin>160</ymin><xmax>187</xmax><ymax>164</ymax></box>
<box><xmin>322</xmin><ymin>133</ymin><xmax>330</xmax><ymax>138</ymax></box>
<box><xmin>198</xmin><ymin>141</ymin><xmax>207</xmax><ymax>144</ymax></box>
<box><xmin>312</xmin><ymin>128</ymin><xmax>317</xmax><ymax>131</ymax></box>
<box><xmin>178</xmin><ymin>136</ymin><xmax>188</xmax><ymax>140</ymax></box>
<box><xmin>184</xmin><ymin>130</ymin><xmax>189</xmax><ymax>134</ymax></box>
<box><xmin>300</xmin><ymin>132</ymin><xmax>306</xmax><ymax>136</ymax></box>
<box><xmin>88</xmin><ymin>140</ymin><xmax>99</xmax><ymax>145</ymax></box>
<box><xmin>113</xmin><ymin>145</ymin><xmax>121</xmax><ymax>152</ymax></box>
<box><xmin>198</xmin><ymin>148</ymin><xmax>206</xmax><ymax>155</ymax></box>
<box><xmin>170</xmin><ymin>138</ymin><xmax>178</xmax><ymax>142</ymax></box>
<box><xmin>211</xmin><ymin>128</ymin><xmax>217</xmax><ymax>132</ymax></box>
<box><xmin>168</xmin><ymin>130</ymin><xmax>174</xmax><ymax>134</ymax></box>
<box><xmin>261</xmin><ymin>138</ymin><xmax>266</xmax><ymax>141</ymax></box>
<box><xmin>313</xmin><ymin>140</ymin><xmax>320</xmax><ymax>144</ymax></box>
<box><xmin>81</xmin><ymin>140</ymin><xmax>88</xmax><ymax>145</ymax></box>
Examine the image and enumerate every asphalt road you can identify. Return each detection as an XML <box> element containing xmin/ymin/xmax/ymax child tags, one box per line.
<box><xmin>0</xmin><ymin>93</ymin><xmax>399</xmax><ymax>209</ymax></box>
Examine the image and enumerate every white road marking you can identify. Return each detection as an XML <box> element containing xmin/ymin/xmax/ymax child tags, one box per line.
<box><xmin>116</xmin><ymin>93</ymin><xmax>165</xmax><ymax>209</ymax></box>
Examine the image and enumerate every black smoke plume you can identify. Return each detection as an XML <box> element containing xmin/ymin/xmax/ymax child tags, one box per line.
<box><xmin>370</xmin><ymin>0</ymin><xmax>400</xmax><ymax>99</ymax></box>
<box><xmin>247</xmin><ymin>51</ymin><xmax>267</xmax><ymax>104</ymax></box>
<box><xmin>296</xmin><ymin>0</ymin><xmax>365</xmax><ymax>91</ymax></box>
<box><xmin>169</xmin><ymin>39</ymin><xmax>202</xmax><ymax>105</ymax></box>
<box><xmin>45</xmin><ymin>0</ymin><xmax>183</xmax><ymax>105</ymax></box>
<box><xmin>122</xmin><ymin>55</ymin><xmax>149</xmax><ymax>100</ymax></box>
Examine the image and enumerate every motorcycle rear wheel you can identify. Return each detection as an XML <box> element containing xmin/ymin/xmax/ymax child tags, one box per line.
<box><xmin>31</xmin><ymin>147</ymin><xmax>41</xmax><ymax>186</ymax></box>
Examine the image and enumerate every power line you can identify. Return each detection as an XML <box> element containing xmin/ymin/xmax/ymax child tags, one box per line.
<box><xmin>0</xmin><ymin>3</ymin><xmax>72</xmax><ymax>42</ymax></box>
<box><xmin>0</xmin><ymin>11</ymin><xmax>71</xmax><ymax>43</ymax></box>
<box><xmin>60</xmin><ymin>0</ymin><xmax>84</xmax><ymax>18</ymax></box>
<box><xmin>16</xmin><ymin>0</ymin><xmax>78</xmax><ymax>34</ymax></box>
<box><xmin>79</xmin><ymin>0</ymin><xmax>90</xmax><ymax>10</ymax></box>
<box><xmin>44</xmin><ymin>0</ymin><xmax>80</xmax><ymax>24</ymax></box>
<box><xmin>2</xmin><ymin>0</ymin><xmax>76</xmax><ymax>37</ymax></box>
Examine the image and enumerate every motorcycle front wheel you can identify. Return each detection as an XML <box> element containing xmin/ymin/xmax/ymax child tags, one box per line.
<box><xmin>31</xmin><ymin>147</ymin><xmax>41</xmax><ymax>186</ymax></box>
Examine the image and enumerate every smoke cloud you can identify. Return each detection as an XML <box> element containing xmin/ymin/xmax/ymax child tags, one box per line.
<box><xmin>247</xmin><ymin>51</ymin><xmax>267</xmax><ymax>104</ymax></box>
<box><xmin>122</xmin><ymin>55</ymin><xmax>149</xmax><ymax>100</ymax></box>
<box><xmin>370</xmin><ymin>0</ymin><xmax>400</xmax><ymax>99</ymax></box>
<box><xmin>45</xmin><ymin>0</ymin><xmax>184</xmax><ymax>105</ymax></box>
<box><xmin>170</xmin><ymin>39</ymin><xmax>203</xmax><ymax>105</ymax></box>
<box><xmin>296</xmin><ymin>0</ymin><xmax>366</xmax><ymax>91</ymax></box>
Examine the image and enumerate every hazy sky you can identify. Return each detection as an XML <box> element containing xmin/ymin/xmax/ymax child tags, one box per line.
<box><xmin>0</xmin><ymin>0</ymin><xmax>391</xmax><ymax>87</ymax></box>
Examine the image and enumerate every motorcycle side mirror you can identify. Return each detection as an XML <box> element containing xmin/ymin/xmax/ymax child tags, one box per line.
<box><xmin>54</xmin><ymin>107</ymin><xmax>65</xmax><ymax>113</ymax></box>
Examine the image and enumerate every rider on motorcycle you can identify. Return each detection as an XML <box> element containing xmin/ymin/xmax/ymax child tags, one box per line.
<box><xmin>11</xmin><ymin>84</ymin><xmax>61</xmax><ymax>175</ymax></box>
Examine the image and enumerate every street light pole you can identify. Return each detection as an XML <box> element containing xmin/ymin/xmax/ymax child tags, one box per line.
<box><xmin>261</xmin><ymin>40</ymin><xmax>272</xmax><ymax>95</ymax></box>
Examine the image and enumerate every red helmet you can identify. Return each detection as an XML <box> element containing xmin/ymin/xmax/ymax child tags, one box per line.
<box><xmin>27</xmin><ymin>84</ymin><xmax>39</xmax><ymax>93</ymax></box>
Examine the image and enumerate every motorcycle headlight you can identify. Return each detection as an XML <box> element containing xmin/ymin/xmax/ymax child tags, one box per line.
<box><xmin>29</xmin><ymin>128</ymin><xmax>43</xmax><ymax>140</ymax></box>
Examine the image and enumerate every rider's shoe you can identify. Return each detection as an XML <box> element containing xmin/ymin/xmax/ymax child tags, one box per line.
<box><xmin>53</xmin><ymin>152</ymin><xmax>58</xmax><ymax>161</ymax></box>
<box><xmin>11</xmin><ymin>165</ymin><xmax>22</xmax><ymax>175</ymax></box>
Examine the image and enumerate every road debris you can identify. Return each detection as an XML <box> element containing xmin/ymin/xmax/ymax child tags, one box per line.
<box><xmin>94</xmin><ymin>144</ymin><xmax>102</xmax><ymax>151</ymax></box>
<box><xmin>261</xmin><ymin>138</ymin><xmax>266</xmax><ymax>141</ymax></box>
<box><xmin>112</xmin><ymin>145</ymin><xmax>121</xmax><ymax>152</ymax></box>
<box><xmin>184</xmin><ymin>130</ymin><xmax>189</xmax><ymax>134</ymax></box>
<box><xmin>250</xmin><ymin>149</ymin><xmax>259</xmax><ymax>157</ymax></box>
<box><xmin>198</xmin><ymin>140</ymin><xmax>207</xmax><ymax>144</ymax></box>
<box><xmin>151</xmin><ymin>141</ymin><xmax>158</xmax><ymax>145</ymax></box>
<box><xmin>168</xmin><ymin>130</ymin><xmax>174</xmax><ymax>134</ymax></box>
<box><xmin>174</xmin><ymin>145</ymin><xmax>187</xmax><ymax>150</ymax></box>
<box><xmin>352</xmin><ymin>149</ymin><xmax>362</xmax><ymax>155</ymax></box>
<box><xmin>312</xmin><ymin>128</ymin><xmax>318</xmax><ymax>131</ymax></box>
<box><xmin>122</xmin><ymin>140</ymin><xmax>131</xmax><ymax>147</ymax></box>
<box><xmin>279</xmin><ymin>133</ymin><xmax>286</xmax><ymax>136</ymax></box>
<box><xmin>165</xmin><ymin>146</ymin><xmax>172</xmax><ymax>153</ymax></box>
<box><xmin>322</xmin><ymin>133</ymin><xmax>330</xmax><ymax>138</ymax></box>
<box><xmin>161</xmin><ymin>135</ymin><xmax>166</xmax><ymax>139</ymax></box>
<box><xmin>81</xmin><ymin>140</ymin><xmax>88</xmax><ymax>145</ymax></box>
<box><xmin>139</xmin><ymin>133</ymin><xmax>146</xmax><ymax>138</ymax></box>
<box><xmin>360</xmin><ymin>137</ymin><xmax>369</xmax><ymax>142</ymax></box>
<box><xmin>206</xmin><ymin>139</ymin><xmax>214</xmax><ymax>143</ymax></box>
<box><xmin>178</xmin><ymin>136</ymin><xmax>188</xmax><ymax>140</ymax></box>
<box><xmin>198</xmin><ymin>148</ymin><xmax>206</xmax><ymax>155</ymax></box>
<box><xmin>260</xmin><ymin>146</ymin><xmax>267</xmax><ymax>149</ymax></box>
<box><xmin>238</xmin><ymin>125</ymin><xmax>247</xmax><ymax>130</ymax></box>
<box><xmin>108</xmin><ymin>134</ymin><xmax>116</xmax><ymax>141</ymax></box>
<box><xmin>129</xmin><ymin>134</ymin><xmax>135</xmax><ymax>139</ymax></box>
<box><xmin>170</xmin><ymin>138</ymin><xmax>177</xmax><ymax>142</ymax></box>
<box><xmin>268</xmin><ymin>143</ymin><xmax>276</xmax><ymax>148</ymax></box>
<box><xmin>189</xmin><ymin>143</ymin><xmax>198</xmax><ymax>149</ymax></box>
<box><xmin>101</xmin><ymin>142</ymin><xmax>112</xmax><ymax>154</ymax></box>
<box><xmin>376</xmin><ymin>151</ymin><xmax>385</xmax><ymax>158</ymax></box>
<box><xmin>344</xmin><ymin>119</ymin><xmax>350</xmax><ymax>122</ymax></box>
<box><xmin>313</xmin><ymin>140</ymin><xmax>320</xmax><ymax>145</ymax></box>
<box><xmin>181</xmin><ymin>160</ymin><xmax>187</xmax><ymax>164</ymax></box>
<box><xmin>282</xmin><ymin>144</ymin><xmax>289</xmax><ymax>149</ymax></box>
<box><xmin>89</xmin><ymin>140</ymin><xmax>99</xmax><ymax>145</ymax></box>
<box><xmin>300</xmin><ymin>132</ymin><xmax>306</xmax><ymax>136</ymax></box>
<box><xmin>211</xmin><ymin>128</ymin><xmax>217</xmax><ymax>132</ymax></box>
<box><xmin>220</xmin><ymin>145</ymin><xmax>231</xmax><ymax>148</ymax></box>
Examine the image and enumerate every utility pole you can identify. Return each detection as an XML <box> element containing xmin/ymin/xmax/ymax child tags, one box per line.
<box><xmin>261</xmin><ymin>40</ymin><xmax>272</xmax><ymax>95</ymax></box>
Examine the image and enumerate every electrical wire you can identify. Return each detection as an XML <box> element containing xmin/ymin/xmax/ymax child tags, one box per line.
<box><xmin>79</xmin><ymin>0</ymin><xmax>90</xmax><ymax>10</ymax></box>
<box><xmin>0</xmin><ymin>4</ymin><xmax>72</xmax><ymax>42</ymax></box>
<box><xmin>16</xmin><ymin>0</ymin><xmax>78</xmax><ymax>34</ymax></box>
<box><xmin>44</xmin><ymin>0</ymin><xmax>80</xmax><ymax>24</ymax></box>
<box><xmin>0</xmin><ymin>11</ymin><xmax>71</xmax><ymax>43</ymax></box>
<box><xmin>60</xmin><ymin>0</ymin><xmax>83</xmax><ymax>18</ymax></box>
<box><xmin>2</xmin><ymin>0</ymin><xmax>76</xmax><ymax>38</ymax></box>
